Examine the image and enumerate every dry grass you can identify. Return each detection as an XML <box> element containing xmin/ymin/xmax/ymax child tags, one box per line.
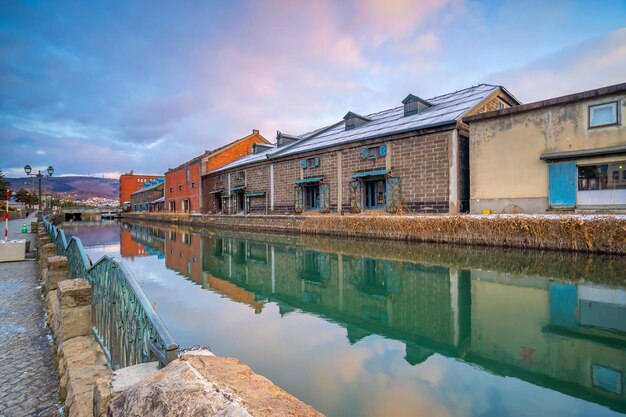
<box><xmin>123</xmin><ymin>212</ymin><xmax>626</xmax><ymax>255</ymax></box>
<box><xmin>301</xmin><ymin>214</ymin><xmax>626</xmax><ymax>254</ymax></box>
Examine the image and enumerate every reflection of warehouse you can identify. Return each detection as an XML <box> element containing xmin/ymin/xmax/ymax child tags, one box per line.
<box><xmin>126</xmin><ymin>224</ymin><xmax>626</xmax><ymax>413</ymax></box>
<box><xmin>120</xmin><ymin>223</ymin><xmax>165</xmax><ymax>259</ymax></box>
<box><xmin>470</xmin><ymin>273</ymin><xmax>626</xmax><ymax>411</ymax></box>
<box><xmin>201</xmin><ymin>234</ymin><xmax>470</xmax><ymax>358</ymax></box>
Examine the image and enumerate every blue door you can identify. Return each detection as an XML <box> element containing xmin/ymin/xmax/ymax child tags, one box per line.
<box><xmin>548</xmin><ymin>162</ymin><xmax>576</xmax><ymax>209</ymax></box>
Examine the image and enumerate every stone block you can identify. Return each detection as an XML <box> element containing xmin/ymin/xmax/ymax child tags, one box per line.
<box><xmin>58</xmin><ymin>336</ymin><xmax>108</xmax><ymax>399</ymax></box>
<box><xmin>46</xmin><ymin>289</ymin><xmax>58</xmax><ymax>330</ymax></box>
<box><xmin>55</xmin><ymin>302</ymin><xmax>91</xmax><ymax>343</ymax></box>
<box><xmin>107</xmin><ymin>351</ymin><xmax>324</xmax><ymax>417</ymax></box>
<box><xmin>57</xmin><ymin>278</ymin><xmax>90</xmax><ymax>309</ymax></box>
<box><xmin>39</xmin><ymin>243</ymin><xmax>57</xmax><ymax>269</ymax></box>
<box><xmin>0</xmin><ymin>240</ymin><xmax>26</xmax><ymax>262</ymax></box>
<box><xmin>93</xmin><ymin>374</ymin><xmax>113</xmax><ymax>417</ymax></box>
<box><xmin>44</xmin><ymin>256</ymin><xmax>68</xmax><ymax>293</ymax></box>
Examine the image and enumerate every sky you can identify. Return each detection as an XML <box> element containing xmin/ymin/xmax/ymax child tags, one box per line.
<box><xmin>1</xmin><ymin>0</ymin><xmax>625</xmax><ymax>178</ymax></box>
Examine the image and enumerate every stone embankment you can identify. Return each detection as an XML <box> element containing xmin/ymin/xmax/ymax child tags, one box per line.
<box><xmin>37</xmin><ymin>219</ymin><xmax>325</xmax><ymax>417</ymax></box>
<box><xmin>123</xmin><ymin>212</ymin><xmax>626</xmax><ymax>254</ymax></box>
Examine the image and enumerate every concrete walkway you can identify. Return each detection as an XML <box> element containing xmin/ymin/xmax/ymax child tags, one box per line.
<box><xmin>0</xmin><ymin>214</ymin><xmax>61</xmax><ymax>416</ymax></box>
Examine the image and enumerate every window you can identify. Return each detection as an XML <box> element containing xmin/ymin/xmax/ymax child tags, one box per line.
<box><xmin>178</xmin><ymin>185</ymin><xmax>183</xmax><ymax>191</ymax></box>
<box><xmin>589</xmin><ymin>102</ymin><xmax>618</xmax><ymax>128</ymax></box>
<box><xmin>169</xmin><ymin>187</ymin><xmax>173</xmax><ymax>192</ymax></box>
<box><xmin>592</xmin><ymin>365</ymin><xmax>622</xmax><ymax>394</ymax></box>
<box><xmin>307</xmin><ymin>158</ymin><xmax>318</xmax><ymax>168</ymax></box>
<box><xmin>235</xmin><ymin>171</ymin><xmax>245</xmax><ymax>181</ymax></box>
<box><xmin>365</xmin><ymin>179</ymin><xmax>386</xmax><ymax>208</ymax></box>
<box><xmin>186</xmin><ymin>168</ymin><xmax>190</xmax><ymax>182</ymax></box>
<box><xmin>305</xmin><ymin>185</ymin><xmax>320</xmax><ymax>209</ymax></box>
<box><xmin>361</xmin><ymin>145</ymin><xmax>386</xmax><ymax>159</ymax></box>
<box><xmin>578</xmin><ymin>161</ymin><xmax>626</xmax><ymax>191</ymax></box>
<box><xmin>192</xmin><ymin>182</ymin><xmax>196</xmax><ymax>189</ymax></box>
<box><xmin>498</xmin><ymin>100</ymin><xmax>505</xmax><ymax>110</ymax></box>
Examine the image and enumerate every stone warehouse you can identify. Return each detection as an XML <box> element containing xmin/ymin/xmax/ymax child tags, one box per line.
<box><xmin>166</xmin><ymin>130</ymin><xmax>270</xmax><ymax>214</ymax></box>
<box><xmin>202</xmin><ymin>84</ymin><xmax>519</xmax><ymax>215</ymax></box>
<box><xmin>130</xmin><ymin>178</ymin><xmax>165</xmax><ymax>212</ymax></box>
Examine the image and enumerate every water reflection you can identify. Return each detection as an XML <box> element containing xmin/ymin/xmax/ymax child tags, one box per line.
<box><xmin>72</xmin><ymin>220</ymin><xmax>626</xmax><ymax>417</ymax></box>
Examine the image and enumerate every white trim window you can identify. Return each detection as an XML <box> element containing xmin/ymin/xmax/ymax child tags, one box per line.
<box><xmin>589</xmin><ymin>102</ymin><xmax>618</xmax><ymax>128</ymax></box>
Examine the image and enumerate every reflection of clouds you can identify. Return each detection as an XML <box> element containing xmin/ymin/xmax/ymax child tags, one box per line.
<box><xmin>80</xmin><ymin>225</ymin><xmax>623</xmax><ymax>417</ymax></box>
<box><xmin>362</xmin><ymin>386</ymin><xmax>453</xmax><ymax>417</ymax></box>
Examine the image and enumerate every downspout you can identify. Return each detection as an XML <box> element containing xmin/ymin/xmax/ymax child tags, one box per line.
<box><xmin>449</xmin><ymin>129</ymin><xmax>459</xmax><ymax>214</ymax></box>
<box><xmin>270</xmin><ymin>164</ymin><xmax>275</xmax><ymax>212</ymax></box>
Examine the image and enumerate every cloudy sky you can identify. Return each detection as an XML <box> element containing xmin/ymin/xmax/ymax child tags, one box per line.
<box><xmin>1</xmin><ymin>0</ymin><xmax>625</xmax><ymax>177</ymax></box>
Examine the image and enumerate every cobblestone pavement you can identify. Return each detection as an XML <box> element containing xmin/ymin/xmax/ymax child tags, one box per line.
<box><xmin>0</xmin><ymin>218</ymin><xmax>61</xmax><ymax>416</ymax></box>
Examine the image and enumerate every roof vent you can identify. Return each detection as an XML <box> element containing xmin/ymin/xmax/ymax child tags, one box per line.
<box><xmin>276</xmin><ymin>131</ymin><xmax>299</xmax><ymax>147</ymax></box>
<box><xmin>402</xmin><ymin>94</ymin><xmax>432</xmax><ymax>117</ymax></box>
<box><xmin>253</xmin><ymin>142</ymin><xmax>273</xmax><ymax>154</ymax></box>
<box><xmin>343</xmin><ymin>112</ymin><xmax>371</xmax><ymax>131</ymax></box>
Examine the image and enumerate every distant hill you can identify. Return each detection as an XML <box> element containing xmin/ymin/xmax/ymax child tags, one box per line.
<box><xmin>8</xmin><ymin>176</ymin><xmax>119</xmax><ymax>200</ymax></box>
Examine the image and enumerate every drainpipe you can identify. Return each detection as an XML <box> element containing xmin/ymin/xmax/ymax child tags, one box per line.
<box><xmin>449</xmin><ymin>129</ymin><xmax>459</xmax><ymax>214</ymax></box>
<box><xmin>270</xmin><ymin>164</ymin><xmax>275</xmax><ymax>212</ymax></box>
<box><xmin>227</xmin><ymin>173</ymin><xmax>231</xmax><ymax>215</ymax></box>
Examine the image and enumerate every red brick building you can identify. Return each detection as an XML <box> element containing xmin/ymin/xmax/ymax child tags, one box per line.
<box><xmin>119</xmin><ymin>172</ymin><xmax>162</xmax><ymax>207</ymax></box>
<box><xmin>165</xmin><ymin>130</ymin><xmax>269</xmax><ymax>213</ymax></box>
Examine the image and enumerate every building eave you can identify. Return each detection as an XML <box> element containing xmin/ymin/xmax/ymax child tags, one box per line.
<box><xmin>463</xmin><ymin>82</ymin><xmax>626</xmax><ymax>124</ymax></box>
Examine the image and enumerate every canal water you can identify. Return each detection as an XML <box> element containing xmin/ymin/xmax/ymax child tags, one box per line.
<box><xmin>62</xmin><ymin>220</ymin><xmax>626</xmax><ymax>417</ymax></box>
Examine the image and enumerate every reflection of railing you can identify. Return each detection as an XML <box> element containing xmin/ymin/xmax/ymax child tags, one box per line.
<box><xmin>43</xmin><ymin>217</ymin><xmax>178</xmax><ymax>369</ymax></box>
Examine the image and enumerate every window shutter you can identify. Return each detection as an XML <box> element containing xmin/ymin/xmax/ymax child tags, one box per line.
<box><xmin>349</xmin><ymin>181</ymin><xmax>362</xmax><ymax>213</ymax></box>
<box><xmin>301</xmin><ymin>159</ymin><xmax>307</xmax><ymax>169</ymax></box>
<box><xmin>294</xmin><ymin>186</ymin><xmax>303</xmax><ymax>214</ymax></box>
<box><xmin>379</xmin><ymin>144</ymin><xmax>387</xmax><ymax>157</ymax></box>
<box><xmin>314</xmin><ymin>157</ymin><xmax>320</xmax><ymax>167</ymax></box>
<box><xmin>360</xmin><ymin>147</ymin><xmax>368</xmax><ymax>159</ymax></box>
<box><xmin>385</xmin><ymin>177</ymin><xmax>401</xmax><ymax>213</ymax></box>
<box><xmin>319</xmin><ymin>183</ymin><xmax>330</xmax><ymax>213</ymax></box>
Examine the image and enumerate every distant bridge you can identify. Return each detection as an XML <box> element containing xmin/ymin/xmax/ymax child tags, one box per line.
<box><xmin>61</xmin><ymin>207</ymin><xmax>120</xmax><ymax>222</ymax></box>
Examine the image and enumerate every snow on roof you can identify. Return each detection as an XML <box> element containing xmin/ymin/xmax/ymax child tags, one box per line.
<box><xmin>206</xmin><ymin>84</ymin><xmax>501</xmax><ymax>174</ymax></box>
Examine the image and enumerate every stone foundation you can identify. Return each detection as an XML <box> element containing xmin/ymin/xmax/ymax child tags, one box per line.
<box><xmin>124</xmin><ymin>212</ymin><xmax>626</xmax><ymax>254</ymax></box>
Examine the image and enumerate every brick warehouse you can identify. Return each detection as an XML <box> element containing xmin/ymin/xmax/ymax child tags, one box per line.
<box><xmin>203</xmin><ymin>84</ymin><xmax>519</xmax><ymax>215</ymax></box>
<box><xmin>165</xmin><ymin>130</ymin><xmax>270</xmax><ymax>213</ymax></box>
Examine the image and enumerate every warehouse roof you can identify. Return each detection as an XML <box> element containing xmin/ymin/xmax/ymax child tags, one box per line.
<box><xmin>208</xmin><ymin>84</ymin><xmax>514</xmax><ymax>174</ymax></box>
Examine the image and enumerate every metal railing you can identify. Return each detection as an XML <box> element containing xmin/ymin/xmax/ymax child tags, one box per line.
<box><xmin>43</xmin><ymin>217</ymin><xmax>178</xmax><ymax>369</ymax></box>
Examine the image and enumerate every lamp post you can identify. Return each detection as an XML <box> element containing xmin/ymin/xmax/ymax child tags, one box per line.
<box><xmin>24</xmin><ymin>165</ymin><xmax>54</xmax><ymax>211</ymax></box>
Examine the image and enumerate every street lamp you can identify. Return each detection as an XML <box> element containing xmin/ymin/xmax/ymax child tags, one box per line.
<box><xmin>24</xmin><ymin>164</ymin><xmax>54</xmax><ymax>211</ymax></box>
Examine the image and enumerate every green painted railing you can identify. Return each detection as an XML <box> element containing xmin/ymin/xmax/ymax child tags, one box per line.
<box><xmin>43</xmin><ymin>217</ymin><xmax>178</xmax><ymax>369</ymax></box>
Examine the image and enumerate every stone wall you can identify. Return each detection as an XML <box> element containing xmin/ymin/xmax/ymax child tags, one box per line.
<box><xmin>37</xmin><ymin>221</ymin><xmax>112</xmax><ymax>417</ymax></box>
<box><xmin>203</xmin><ymin>128</ymin><xmax>456</xmax><ymax>215</ymax></box>
<box><xmin>130</xmin><ymin>182</ymin><xmax>164</xmax><ymax>211</ymax></box>
<box><xmin>123</xmin><ymin>212</ymin><xmax>626</xmax><ymax>255</ymax></box>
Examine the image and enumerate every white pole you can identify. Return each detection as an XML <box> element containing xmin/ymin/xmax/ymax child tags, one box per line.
<box><xmin>5</xmin><ymin>189</ymin><xmax>9</xmax><ymax>241</ymax></box>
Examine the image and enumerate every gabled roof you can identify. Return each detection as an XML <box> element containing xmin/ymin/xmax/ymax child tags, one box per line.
<box><xmin>402</xmin><ymin>94</ymin><xmax>432</xmax><ymax>106</ymax></box>
<box><xmin>270</xmin><ymin>84</ymin><xmax>507</xmax><ymax>159</ymax></box>
<box><xmin>166</xmin><ymin>130</ymin><xmax>270</xmax><ymax>174</ymax></box>
<box><xmin>205</xmin><ymin>84</ymin><xmax>513</xmax><ymax>174</ymax></box>
<box><xmin>203</xmin><ymin>145</ymin><xmax>277</xmax><ymax>175</ymax></box>
<box><xmin>343</xmin><ymin>111</ymin><xmax>371</xmax><ymax>121</ymax></box>
<box><xmin>130</xmin><ymin>181</ymin><xmax>164</xmax><ymax>196</ymax></box>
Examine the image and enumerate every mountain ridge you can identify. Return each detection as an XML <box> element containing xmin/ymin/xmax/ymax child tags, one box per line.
<box><xmin>7</xmin><ymin>176</ymin><xmax>119</xmax><ymax>200</ymax></box>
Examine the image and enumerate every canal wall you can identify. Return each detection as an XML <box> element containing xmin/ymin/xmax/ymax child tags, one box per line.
<box><xmin>122</xmin><ymin>212</ymin><xmax>626</xmax><ymax>255</ymax></box>
<box><xmin>36</xmin><ymin>219</ymin><xmax>325</xmax><ymax>417</ymax></box>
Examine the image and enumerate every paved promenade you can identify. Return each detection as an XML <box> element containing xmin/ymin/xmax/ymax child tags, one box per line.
<box><xmin>0</xmin><ymin>215</ymin><xmax>61</xmax><ymax>417</ymax></box>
